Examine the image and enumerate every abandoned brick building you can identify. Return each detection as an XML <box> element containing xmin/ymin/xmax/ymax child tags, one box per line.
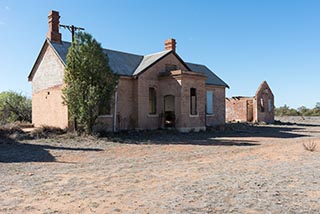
<box><xmin>225</xmin><ymin>81</ymin><xmax>274</xmax><ymax>123</ymax></box>
<box><xmin>28</xmin><ymin>11</ymin><xmax>229</xmax><ymax>132</ymax></box>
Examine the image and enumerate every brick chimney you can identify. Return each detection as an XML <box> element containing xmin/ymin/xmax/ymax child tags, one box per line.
<box><xmin>47</xmin><ymin>10</ymin><xmax>62</xmax><ymax>43</ymax></box>
<box><xmin>165</xmin><ymin>38</ymin><xmax>176</xmax><ymax>52</ymax></box>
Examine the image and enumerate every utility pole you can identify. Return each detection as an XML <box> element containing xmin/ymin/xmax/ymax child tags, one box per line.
<box><xmin>59</xmin><ymin>24</ymin><xmax>85</xmax><ymax>42</ymax></box>
<box><xmin>59</xmin><ymin>24</ymin><xmax>84</xmax><ymax>132</ymax></box>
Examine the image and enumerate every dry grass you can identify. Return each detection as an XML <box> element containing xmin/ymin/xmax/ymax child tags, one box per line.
<box><xmin>30</xmin><ymin>125</ymin><xmax>66</xmax><ymax>139</ymax></box>
<box><xmin>0</xmin><ymin>123</ymin><xmax>24</xmax><ymax>136</ymax></box>
<box><xmin>303</xmin><ymin>140</ymin><xmax>317</xmax><ymax>152</ymax></box>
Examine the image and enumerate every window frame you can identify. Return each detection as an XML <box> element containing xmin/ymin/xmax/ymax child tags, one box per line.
<box><xmin>206</xmin><ymin>90</ymin><xmax>213</xmax><ymax>115</ymax></box>
<box><xmin>149</xmin><ymin>87</ymin><xmax>157</xmax><ymax>115</ymax></box>
<box><xmin>190</xmin><ymin>88</ymin><xmax>197</xmax><ymax>116</ymax></box>
<box><xmin>267</xmin><ymin>99</ymin><xmax>272</xmax><ymax>112</ymax></box>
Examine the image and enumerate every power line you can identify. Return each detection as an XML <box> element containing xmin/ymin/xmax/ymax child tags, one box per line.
<box><xmin>59</xmin><ymin>24</ymin><xmax>85</xmax><ymax>42</ymax></box>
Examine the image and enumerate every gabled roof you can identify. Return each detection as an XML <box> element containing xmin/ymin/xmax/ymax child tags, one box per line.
<box><xmin>29</xmin><ymin>39</ymin><xmax>228</xmax><ymax>88</ymax></box>
<box><xmin>133</xmin><ymin>50</ymin><xmax>170</xmax><ymax>75</ymax></box>
<box><xmin>186</xmin><ymin>62</ymin><xmax>229</xmax><ymax>88</ymax></box>
<box><xmin>255</xmin><ymin>81</ymin><xmax>274</xmax><ymax>97</ymax></box>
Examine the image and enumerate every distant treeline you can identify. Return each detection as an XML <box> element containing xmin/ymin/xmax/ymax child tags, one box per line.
<box><xmin>275</xmin><ymin>103</ymin><xmax>320</xmax><ymax>116</ymax></box>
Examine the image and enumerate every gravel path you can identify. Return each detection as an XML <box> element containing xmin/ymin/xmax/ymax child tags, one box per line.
<box><xmin>0</xmin><ymin>117</ymin><xmax>319</xmax><ymax>213</ymax></box>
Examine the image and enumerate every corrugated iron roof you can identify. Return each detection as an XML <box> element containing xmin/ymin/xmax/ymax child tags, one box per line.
<box><xmin>49</xmin><ymin>40</ymin><xmax>228</xmax><ymax>87</ymax></box>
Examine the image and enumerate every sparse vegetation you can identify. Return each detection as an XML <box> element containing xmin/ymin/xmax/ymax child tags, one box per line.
<box><xmin>275</xmin><ymin>103</ymin><xmax>320</xmax><ymax>116</ymax></box>
<box><xmin>0</xmin><ymin>91</ymin><xmax>31</xmax><ymax>124</ymax></box>
<box><xmin>30</xmin><ymin>126</ymin><xmax>66</xmax><ymax>139</ymax></box>
<box><xmin>62</xmin><ymin>32</ymin><xmax>118</xmax><ymax>135</ymax></box>
<box><xmin>303</xmin><ymin>140</ymin><xmax>317</xmax><ymax>152</ymax></box>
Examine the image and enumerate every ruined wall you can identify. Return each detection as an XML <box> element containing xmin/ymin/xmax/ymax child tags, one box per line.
<box><xmin>254</xmin><ymin>87</ymin><xmax>274</xmax><ymax>123</ymax></box>
<box><xmin>225</xmin><ymin>97</ymin><xmax>252</xmax><ymax>122</ymax></box>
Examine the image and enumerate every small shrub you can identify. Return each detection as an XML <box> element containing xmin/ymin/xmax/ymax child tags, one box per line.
<box><xmin>0</xmin><ymin>123</ymin><xmax>24</xmax><ymax>136</ymax></box>
<box><xmin>30</xmin><ymin>126</ymin><xmax>66</xmax><ymax>139</ymax></box>
<box><xmin>303</xmin><ymin>140</ymin><xmax>317</xmax><ymax>152</ymax></box>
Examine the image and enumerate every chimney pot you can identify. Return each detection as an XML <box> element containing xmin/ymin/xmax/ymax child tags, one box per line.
<box><xmin>47</xmin><ymin>10</ymin><xmax>62</xmax><ymax>43</ymax></box>
<box><xmin>165</xmin><ymin>38</ymin><xmax>176</xmax><ymax>52</ymax></box>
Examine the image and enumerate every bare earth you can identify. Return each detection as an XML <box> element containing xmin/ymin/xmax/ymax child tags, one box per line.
<box><xmin>0</xmin><ymin>116</ymin><xmax>320</xmax><ymax>214</ymax></box>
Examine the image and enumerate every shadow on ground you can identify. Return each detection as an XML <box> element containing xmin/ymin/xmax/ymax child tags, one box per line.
<box><xmin>104</xmin><ymin>124</ymin><xmax>308</xmax><ymax>146</ymax></box>
<box><xmin>274</xmin><ymin>120</ymin><xmax>320</xmax><ymax>127</ymax></box>
<box><xmin>0</xmin><ymin>137</ymin><xmax>103</xmax><ymax>163</ymax></box>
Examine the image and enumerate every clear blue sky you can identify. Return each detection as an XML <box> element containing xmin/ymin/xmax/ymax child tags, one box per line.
<box><xmin>0</xmin><ymin>0</ymin><xmax>319</xmax><ymax>108</ymax></box>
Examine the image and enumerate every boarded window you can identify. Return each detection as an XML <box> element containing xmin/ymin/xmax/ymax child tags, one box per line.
<box><xmin>206</xmin><ymin>91</ymin><xmax>213</xmax><ymax>115</ymax></box>
<box><xmin>165</xmin><ymin>64</ymin><xmax>178</xmax><ymax>72</ymax></box>
<box><xmin>260</xmin><ymin>98</ymin><xmax>265</xmax><ymax>112</ymax></box>
<box><xmin>149</xmin><ymin>87</ymin><xmax>157</xmax><ymax>114</ymax></box>
<box><xmin>268</xmin><ymin>99</ymin><xmax>272</xmax><ymax>112</ymax></box>
<box><xmin>190</xmin><ymin>88</ymin><xmax>197</xmax><ymax>115</ymax></box>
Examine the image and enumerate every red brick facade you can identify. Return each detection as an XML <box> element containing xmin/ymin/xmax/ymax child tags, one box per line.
<box><xmin>96</xmin><ymin>53</ymin><xmax>227</xmax><ymax>132</ymax></box>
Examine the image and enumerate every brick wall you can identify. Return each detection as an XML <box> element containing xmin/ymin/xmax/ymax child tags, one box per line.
<box><xmin>137</xmin><ymin>53</ymin><xmax>189</xmax><ymax>130</ymax></box>
<box><xmin>95</xmin><ymin>77</ymin><xmax>137</xmax><ymax>131</ymax></box>
<box><xmin>32</xmin><ymin>43</ymin><xmax>65</xmax><ymax>93</ymax></box>
<box><xmin>178</xmin><ymin>74</ymin><xmax>207</xmax><ymax>132</ymax></box>
<box><xmin>226</xmin><ymin>97</ymin><xmax>252</xmax><ymax>122</ymax></box>
<box><xmin>254</xmin><ymin>85</ymin><xmax>274</xmax><ymax>123</ymax></box>
<box><xmin>206</xmin><ymin>85</ymin><xmax>226</xmax><ymax>126</ymax></box>
<box><xmin>31</xmin><ymin>45</ymin><xmax>227</xmax><ymax>131</ymax></box>
<box><xmin>31</xmin><ymin>42</ymin><xmax>68</xmax><ymax>128</ymax></box>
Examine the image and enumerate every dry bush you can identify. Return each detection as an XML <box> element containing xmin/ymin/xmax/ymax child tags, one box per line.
<box><xmin>30</xmin><ymin>126</ymin><xmax>66</xmax><ymax>139</ymax></box>
<box><xmin>303</xmin><ymin>140</ymin><xmax>317</xmax><ymax>152</ymax></box>
<box><xmin>0</xmin><ymin>123</ymin><xmax>24</xmax><ymax>136</ymax></box>
<box><xmin>11</xmin><ymin>121</ymin><xmax>34</xmax><ymax>128</ymax></box>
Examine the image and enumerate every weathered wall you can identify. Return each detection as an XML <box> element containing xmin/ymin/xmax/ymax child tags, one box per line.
<box><xmin>159</xmin><ymin>75</ymin><xmax>182</xmax><ymax>128</ymax></box>
<box><xmin>137</xmin><ymin>52</ymin><xmax>189</xmax><ymax>130</ymax></box>
<box><xmin>178</xmin><ymin>74</ymin><xmax>207</xmax><ymax>132</ymax></box>
<box><xmin>225</xmin><ymin>97</ymin><xmax>251</xmax><ymax>122</ymax></box>
<box><xmin>254</xmin><ymin>86</ymin><xmax>274</xmax><ymax>123</ymax></box>
<box><xmin>32</xmin><ymin>85</ymin><xmax>69</xmax><ymax>129</ymax></box>
<box><xmin>32</xmin><ymin>43</ymin><xmax>65</xmax><ymax>93</ymax></box>
<box><xmin>95</xmin><ymin>77</ymin><xmax>137</xmax><ymax>131</ymax></box>
<box><xmin>31</xmin><ymin>45</ymin><xmax>227</xmax><ymax>131</ymax></box>
<box><xmin>226</xmin><ymin>82</ymin><xmax>275</xmax><ymax>124</ymax></box>
<box><xmin>31</xmin><ymin>43</ymin><xmax>68</xmax><ymax>128</ymax></box>
<box><xmin>206</xmin><ymin>85</ymin><xmax>226</xmax><ymax>126</ymax></box>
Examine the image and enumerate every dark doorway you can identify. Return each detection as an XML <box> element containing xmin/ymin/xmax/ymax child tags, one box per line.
<box><xmin>164</xmin><ymin>95</ymin><xmax>175</xmax><ymax>127</ymax></box>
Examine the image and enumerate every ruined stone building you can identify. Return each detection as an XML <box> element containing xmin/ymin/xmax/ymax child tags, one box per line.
<box><xmin>226</xmin><ymin>81</ymin><xmax>274</xmax><ymax>123</ymax></box>
<box><xmin>28</xmin><ymin>11</ymin><xmax>229</xmax><ymax>132</ymax></box>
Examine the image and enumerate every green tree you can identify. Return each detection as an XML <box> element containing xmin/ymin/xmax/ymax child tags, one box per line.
<box><xmin>0</xmin><ymin>91</ymin><xmax>32</xmax><ymax>124</ymax></box>
<box><xmin>275</xmin><ymin>104</ymin><xmax>299</xmax><ymax>116</ymax></box>
<box><xmin>62</xmin><ymin>32</ymin><xmax>118</xmax><ymax>134</ymax></box>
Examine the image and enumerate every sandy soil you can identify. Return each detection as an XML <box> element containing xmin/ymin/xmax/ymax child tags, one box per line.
<box><xmin>0</xmin><ymin>116</ymin><xmax>320</xmax><ymax>213</ymax></box>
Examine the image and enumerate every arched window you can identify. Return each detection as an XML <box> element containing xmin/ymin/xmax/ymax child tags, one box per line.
<box><xmin>268</xmin><ymin>99</ymin><xmax>272</xmax><ymax>112</ymax></box>
<box><xmin>149</xmin><ymin>87</ymin><xmax>157</xmax><ymax>114</ymax></box>
<box><xmin>260</xmin><ymin>98</ymin><xmax>265</xmax><ymax>112</ymax></box>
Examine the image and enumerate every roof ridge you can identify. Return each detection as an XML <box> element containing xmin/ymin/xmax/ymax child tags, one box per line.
<box><xmin>143</xmin><ymin>50</ymin><xmax>171</xmax><ymax>57</ymax></box>
<box><xmin>59</xmin><ymin>40</ymin><xmax>171</xmax><ymax>58</ymax></box>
